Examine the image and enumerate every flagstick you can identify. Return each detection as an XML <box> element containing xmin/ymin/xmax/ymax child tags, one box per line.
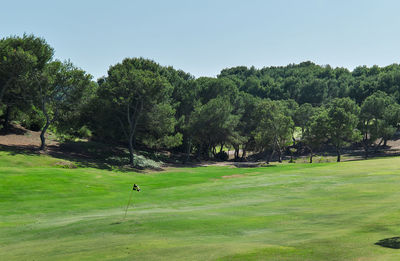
<box><xmin>123</xmin><ymin>189</ymin><xmax>134</xmax><ymax>220</ymax></box>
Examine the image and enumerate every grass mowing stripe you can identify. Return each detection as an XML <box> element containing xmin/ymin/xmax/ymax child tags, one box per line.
<box><xmin>2</xmin><ymin>152</ymin><xmax>400</xmax><ymax>260</ymax></box>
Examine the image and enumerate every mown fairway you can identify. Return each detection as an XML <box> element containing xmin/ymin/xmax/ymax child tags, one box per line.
<box><xmin>3</xmin><ymin>153</ymin><xmax>400</xmax><ymax>260</ymax></box>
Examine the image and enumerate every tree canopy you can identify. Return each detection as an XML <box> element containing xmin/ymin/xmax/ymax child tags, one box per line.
<box><xmin>4</xmin><ymin>33</ymin><xmax>400</xmax><ymax>166</ymax></box>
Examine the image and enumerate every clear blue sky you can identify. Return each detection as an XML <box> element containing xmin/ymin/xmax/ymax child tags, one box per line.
<box><xmin>2</xmin><ymin>0</ymin><xmax>400</xmax><ymax>79</ymax></box>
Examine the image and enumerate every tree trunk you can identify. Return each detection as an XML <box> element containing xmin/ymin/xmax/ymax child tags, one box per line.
<box><xmin>364</xmin><ymin>143</ymin><xmax>369</xmax><ymax>159</ymax></box>
<box><xmin>383</xmin><ymin>138</ymin><xmax>388</xmax><ymax>147</ymax></box>
<box><xmin>374</xmin><ymin>138</ymin><xmax>384</xmax><ymax>153</ymax></box>
<box><xmin>184</xmin><ymin>138</ymin><xmax>191</xmax><ymax>164</ymax></box>
<box><xmin>234</xmin><ymin>145</ymin><xmax>239</xmax><ymax>160</ymax></box>
<box><xmin>213</xmin><ymin>146</ymin><xmax>217</xmax><ymax>157</ymax></box>
<box><xmin>128</xmin><ymin>132</ymin><xmax>134</xmax><ymax>166</ymax></box>
<box><xmin>277</xmin><ymin>149</ymin><xmax>282</xmax><ymax>163</ymax></box>
<box><xmin>267</xmin><ymin>150</ymin><xmax>275</xmax><ymax>164</ymax></box>
<box><xmin>309</xmin><ymin>149</ymin><xmax>313</xmax><ymax>163</ymax></box>
<box><xmin>275</xmin><ymin>139</ymin><xmax>282</xmax><ymax>163</ymax></box>
<box><xmin>3</xmin><ymin>105</ymin><xmax>10</xmax><ymax>131</ymax></box>
<box><xmin>126</xmin><ymin>101</ymin><xmax>142</xmax><ymax>167</ymax></box>
<box><xmin>40</xmin><ymin>114</ymin><xmax>51</xmax><ymax>151</ymax></box>
<box><xmin>196</xmin><ymin>144</ymin><xmax>201</xmax><ymax>159</ymax></box>
<box><xmin>336</xmin><ymin>148</ymin><xmax>341</xmax><ymax>162</ymax></box>
<box><xmin>242</xmin><ymin>148</ymin><xmax>247</xmax><ymax>159</ymax></box>
<box><xmin>205</xmin><ymin>144</ymin><xmax>211</xmax><ymax>159</ymax></box>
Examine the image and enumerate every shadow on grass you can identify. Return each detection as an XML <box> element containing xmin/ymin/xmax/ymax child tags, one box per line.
<box><xmin>0</xmin><ymin>142</ymin><xmax>213</xmax><ymax>171</ymax></box>
<box><xmin>47</xmin><ymin>141</ymin><xmax>119</xmax><ymax>170</ymax></box>
<box><xmin>4</xmin><ymin>140</ymin><xmax>400</xmax><ymax>173</ymax></box>
<box><xmin>375</xmin><ymin>237</ymin><xmax>400</xmax><ymax>249</ymax></box>
<box><xmin>234</xmin><ymin>162</ymin><xmax>269</xmax><ymax>168</ymax></box>
<box><xmin>0</xmin><ymin>142</ymin><xmax>143</xmax><ymax>172</ymax></box>
<box><xmin>0</xmin><ymin>144</ymin><xmax>39</xmax><ymax>156</ymax></box>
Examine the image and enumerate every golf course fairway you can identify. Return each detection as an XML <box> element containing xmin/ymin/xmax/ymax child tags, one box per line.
<box><xmin>2</xmin><ymin>152</ymin><xmax>400</xmax><ymax>260</ymax></box>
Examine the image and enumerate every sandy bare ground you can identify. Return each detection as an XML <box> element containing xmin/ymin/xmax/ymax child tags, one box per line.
<box><xmin>0</xmin><ymin>125</ymin><xmax>58</xmax><ymax>148</ymax></box>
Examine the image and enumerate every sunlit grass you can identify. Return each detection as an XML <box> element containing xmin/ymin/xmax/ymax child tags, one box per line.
<box><xmin>2</xmin><ymin>152</ymin><xmax>400</xmax><ymax>260</ymax></box>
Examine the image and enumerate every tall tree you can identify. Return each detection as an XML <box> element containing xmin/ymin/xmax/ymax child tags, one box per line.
<box><xmin>303</xmin><ymin>108</ymin><xmax>329</xmax><ymax>163</ymax></box>
<box><xmin>37</xmin><ymin>60</ymin><xmax>92</xmax><ymax>150</ymax></box>
<box><xmin>98</xmin><ymin>58</ymin><xmax>179</xmax><ymax>166</ymax></box>
<box><xmin>231</xmin><ymin>92</ymin><xmax>260</xmax><ymax>160</ymax></box>
<box><xmin>169</xmin><ymin>69</ymin><xmax>197</xmax><ymax>160</ymax></box>
<box><xmin>254</xmin><ymin>100</ymin><xmax>294</xmax><ymax>163</ymax></box>
<box><xmin>280</xmin><ymin>99</ymin><xmax>299</xmax><ymax>145</ymax></box>
<box><xmin>185</xmin><ymin>77</ymin><xmax>239</xmax><ymax>159</ymax></box>
<box><xmin>323</xmin><ymin>98</ymin><xmax>361</xmax><ymax>162</ymax></box>
<box><xmin>0</xmin><ymin>34</ymin><xmax>53</xmax><ymax>130</ymax></box>
<box><xmin>188</xmin><ymin>97</ymin><xmax>238</xmax><ymax>159</ymax></box>
<box><xmin>359</xmin><ymin>91</ymin><xmax>397</xmax><ymax>157</ymax></box>
<box><xmin>294</xmin><ymin>103</ymin><xmax>315</xmax><ymax>136</ymax></box>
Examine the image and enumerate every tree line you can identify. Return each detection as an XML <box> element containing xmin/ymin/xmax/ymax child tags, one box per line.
<box><xmin>2</xmin><ymin>34</ymin><xmax>400</xmax><ymax>165</ymax></box>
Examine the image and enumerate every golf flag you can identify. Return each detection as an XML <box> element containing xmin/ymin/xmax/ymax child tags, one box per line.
<box><xmin>133</xmin><ymin>184</ymin><xmax>141</xmax><ymax>192</ymax></box>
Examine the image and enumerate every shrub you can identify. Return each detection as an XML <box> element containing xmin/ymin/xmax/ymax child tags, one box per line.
<box><xmin>78</xmin><ymin>125</ymin><xmax>92</xmax><ymax>138</ymax></box>
<box><xmin>107</xmin><ymin>154</ymin><xmax>162</xmax><ymax>169</ymax></box>
<box><xmin>19</xmin><ymin>108</ymin><xmax>45</xmax><ymax>131</ymax></box>
<box><xmin>216</xmin><ymin>151</ymin><xmax>229</xmax><ymax>161</ymax></box>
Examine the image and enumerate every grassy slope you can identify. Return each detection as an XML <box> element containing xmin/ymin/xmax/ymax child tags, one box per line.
<box><xmin>2</xmin><ymin>152</ymin><xmax>400</xmax><ymax>260</ymax></box>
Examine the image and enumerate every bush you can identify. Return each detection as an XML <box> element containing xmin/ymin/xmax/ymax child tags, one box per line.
<box><xmin>77</xmin><ymin>125</ymin><xmax>92</xmax><ymax>138</ymax></box>
<box><xmin>216</xmin><ymin>151</ymin><xmax>229</xmax><ymax>161</ymax></box>
<box><xmin>107</xmin><ymin>154</ymin><xmax>162</xmax><ymax>169</ymax></box>
<box><xmin>19</xmin><ymin>108</ymin><xmax>45</xmax><ymax>131</ymax></box>
<box><xmin>133</xmin><ymin>154</ymin><xmax>162</xmax><ymax>169</ymax></box>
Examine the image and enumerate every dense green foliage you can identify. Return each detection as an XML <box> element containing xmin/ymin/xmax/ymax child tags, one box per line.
<box><xmin>3</xmin><ymin>34</ymin><xmax>400</xmax><ymax>164</ymax></box>
<box><xmin>91</xmin><ymin>58</ymin><xmax>181</xmax><ymax>165</ymax></box>
<box><xmin>0</xmin><ymin>34</ymin><xmax>54</xmax><ymax>130</ymax></box>
<box><xmin>36</xmin><ymin>60</ymin><xmax>93</xmax><ymax>149</ymax></box>
<box><xmin>359</xmin><ymin>91</ymin><xmax>400</xmax><ymax>157</ymax></box>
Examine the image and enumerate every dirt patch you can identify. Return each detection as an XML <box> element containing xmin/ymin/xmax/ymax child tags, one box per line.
<box><xmin>0</xmin><ymin>124</ymin><xmax>58</xmax><ymax>147</ymax></box>
<box><xmin>54</xmin><ymin>161</ymin><xmax>77</xmax><ymax>169</ymax></box>
<box><xmin>221</xmin><ymin>174</ymin><xmax>245</xmax><ymax>179</ymax></box>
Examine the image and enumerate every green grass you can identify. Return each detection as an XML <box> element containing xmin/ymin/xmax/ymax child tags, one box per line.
<box><xmin>2</xmin><ymin>151</ymin><xmax>400</xmax><ymax>260</ymax></box>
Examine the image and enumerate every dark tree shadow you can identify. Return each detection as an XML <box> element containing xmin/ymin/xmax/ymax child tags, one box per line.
<box><xmin>375</xmin><ymin>237</ymin><xmax>400</xmax><ymax>249</ymax></box>
<box><xmin>46</xmin><ymin>142</ymin><xmax>115</xmax><ymax>170</ymax></box>
<box><xmin>0</xmin><ymin>142</ymin><xmax>133</xmax><ymax>172</ymax></box>
<box><xmin>234</xmin><ymin>162</ymin><xmax>264</xmax><ymax>168</ymax></box>
<box><xmin>0</xmin><ymin>144</ymin><xmax>38</xmax><ymax>156</ymax></box>
<box><xmin>0</xmin><ymin>125</ymin><xmax>27</xmax><ymax>135</ymax></box>
<box><xmin>4</xmin><ymin>135</ymin><xmax>400</xmax><ymax>173</ymax></box>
